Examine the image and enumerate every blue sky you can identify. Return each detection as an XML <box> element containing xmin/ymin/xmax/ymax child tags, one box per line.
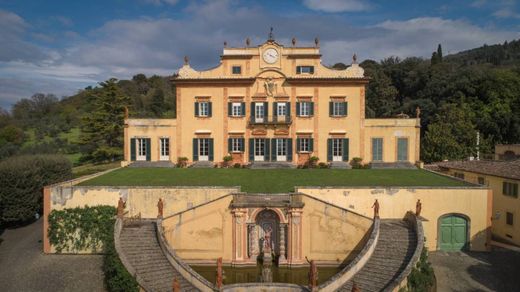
<box><xmin>0</xmin><ymin>0</ymin><xmax>519</xmax><ymax>109</ymax></box>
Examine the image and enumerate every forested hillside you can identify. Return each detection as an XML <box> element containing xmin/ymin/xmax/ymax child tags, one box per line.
<box><xmin>0</xmin><ymin>41</ymin><xmax>519</xmax><ymax>164</ymax></box>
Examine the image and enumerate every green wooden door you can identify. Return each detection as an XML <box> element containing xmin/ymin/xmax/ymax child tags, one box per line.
<box><xmin>439</xmin><ymin>215</ymin><xmax>467</xmax><ymax>251</ymax></box>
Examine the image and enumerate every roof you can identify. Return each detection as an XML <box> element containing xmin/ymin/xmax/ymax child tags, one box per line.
<box><xmin>436</xmin><ymin>159</ymin><xmax>520</xmax><ymax>180</ymax></box>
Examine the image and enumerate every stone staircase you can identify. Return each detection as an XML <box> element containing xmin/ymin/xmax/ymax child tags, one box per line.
<box><xmin>129</xmin><ymin>161</ymin><xmax>176</xmax><ymax>168</ymax></box>
<box><xmin>249</xmin><ymin>162</ymin><xmax>296</xmax><ymax>169</ymax></box>
<box><xmin>330</xmin><ymin>161</ymin><xmax>352</xmax><ymax>169</ymax></box>
<box><xmin>338</xmin><ymin>219</ymin><xmax>417</xmax><ymax>292</ymax></box>
<box><xmin>119</xmin><ymin>221</ymin><xmax>199</xmax><ymax>292</ymax></box>
<box><xmin>370</xmin><ymin>162</ymin><xmax>416</xmax><ymax>169</ymax></box>
<box><xmin>189</xmin><ymin>161</ymin><xmax>214</xmax><ymax>168</ymax></box>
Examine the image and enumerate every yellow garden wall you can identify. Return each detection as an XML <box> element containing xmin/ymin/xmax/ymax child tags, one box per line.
<box><xmin>297</xmin><ymin>186</ymin><xmax>491</xmax><ymax>251</ymax></box>
<box><xmin>442</xmin><ymin>169</ymin><xmax>520</xmax><ymax>246</ymax></box>
<box><xmin>300</xmin><ymin>196</ymin><xmax>372</xmax><ymax>264</ymax></box>
<box><xmin>161</xmin><ymin>195</ymin><xmax>235</xmax><ymax>263</ymax></box>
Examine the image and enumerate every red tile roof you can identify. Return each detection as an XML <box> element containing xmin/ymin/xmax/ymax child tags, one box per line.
<box><xmin>436</xmin><ymin>159</ymin><xmax>520</xmax><ymax>180</ymax></box>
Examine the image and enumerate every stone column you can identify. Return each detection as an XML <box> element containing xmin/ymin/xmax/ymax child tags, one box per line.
<box><xmin>232</xmin><ymin>208</ymin><xmax>247</xmax><ymax>263</ymax></box>
<box><xmin>248</xmin><ymin>224</ymin><xmax>258</xmax><ymax>260</ymax></box>
<box><xmin>279</xmin><ymin>223</ymin><xmax>286</xmax><ymax>262</ymax></box>
<box><xmin>288</xmin><ymin>208</ymin><xmax>303</xmax><ymax>265</ymax></box>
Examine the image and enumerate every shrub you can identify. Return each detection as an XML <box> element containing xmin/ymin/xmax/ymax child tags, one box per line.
<box><xmin>405</xmin><ymin>247</ymin><xmax>435</xmax><ymax>292</ymax></box>
<box><xmin>0</xmin><ymin>154</ymin><xmax>72</xmax><ymax>223</ymax></box>
<box><xmin>309</xmin><ymin>156</ymin><xmax>319</xmax><ymax>168</ymax></box>
<box><xmin>223</xmin><ymin>155</ymin><xmax>233</xmax><ymax>167</ymax></box>
<box><xmin>318</xmin><ymin>162</ymin><xmax>329</xmax><ymax>169</ymax></box>
<box><xmin>350</xmin><ymin>157</ymin><xmax>364</xmax><ymax>169</ymax></box>
<box><xmin>233</xmin><ymin>163</ymin><xmax>242</xmax><ymax>168</ymax></box>
<box><xmin>177</xmin><ymin>157</ymin><xmax>188</xmax><ymax>168</ymax></box>
<box><xmin>48</xmin><ymin>206</ymin><xmax>139</xmax><ymax>292</ymax></box>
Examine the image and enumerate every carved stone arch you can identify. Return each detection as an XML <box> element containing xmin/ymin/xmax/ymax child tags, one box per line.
<box><xmin>249</xmin><ymin>207</ymin><xmax>287</xmax><ymax>223</ymax></box>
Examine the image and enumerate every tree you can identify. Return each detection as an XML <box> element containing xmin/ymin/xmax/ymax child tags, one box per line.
<box><xmin>437</xmin><ymin>44</ymin><xmax>443</xmax><ymax>63</ymax></box>
<box><xmin>79</xmin><ymin>78</ymin><xmax>130</xmax><ymax>162</ymax></box>
<box><xmin>149</xmin><ymin>88</ymin><xmax>166</xmax><ymax>117</ymax></box>
<box><xmin>422</xmin><ymin>103</ymin><xmax>477</xmax><ymax>162</ymax></box>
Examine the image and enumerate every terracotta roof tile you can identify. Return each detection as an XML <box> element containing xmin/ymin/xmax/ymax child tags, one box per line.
<box><xmin>436</xmin><ymin>159</ymin><xmax>520</xmax><ymax>180</ymax></box>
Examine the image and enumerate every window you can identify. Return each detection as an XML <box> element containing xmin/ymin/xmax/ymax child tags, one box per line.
<box><xmin>229</xmin><ymin>138</ymin><xmax>244</xmax><ymax>152</ymax></box>
<box><xmin>330</xmin><ymin>101</ymin><xmax>347</xmax><ymax>117</ymax></box>
<box><xmin>372</xmin><ymin>138</ymin><xmax>383</xmax><ymax>161</ymax></box>
<box><xmin>277</xmin><ymin>102</ymin><xmax>287</xmax><ymax>116</ymax></box>
<box><xmin>297</xmin><ymin>138</ymin><xmax>313</xmax><ymax>152</ymax></box>
<box><xmin>199</xmin><ymin>102</ymin><xmax>209</xmax><ymax>117</ymax></box>
<box><xmin>397</xmin><ymin>138</ymin><xmax>408</xmax><ymax>161</ymax></box>
<box><xmin>507</xmin><ymin>212</ymin><xmax>514</xmax><ymax>226</ymax></box>
<box><xmin>503</xmin><ymin>182</ymin><xmax>519</xmax><ymax>198</ymax></box>
<box><xmin>296</xmin><ymin>66</ymin><xmax>314</xmax><ymax>74</ymax></box>
<box><xmin>231</xmin><ymin>102</ymin><xmax>243</xmax><ymax>117</ymax></box>
<box><xmin>454</xmin><ymin>172</ymin><xmax>465</xmax><ymax>180</ymax></box>
<box><xmin>478</xmin><ymin>177</ymin><xmax>485</xmax><ymax>185</ymax></box>
<box><xmin>160</xmin><ymin>138</ymin><xmax>169</xmax><ymax>156</ymax></box>
<box><xmin>195</xmin><ymin>101</ymin><xmax>211</xmax><ymax>117</ymax></box>
<box><xmin>298</xmin><ymin>102</ymin><xmax>313</xmax><ymax>117</ymax></box>
<box><xmin>232</xmin><ymin>66</ymin><xmax>241</xmax><ymax>74</ymax></box>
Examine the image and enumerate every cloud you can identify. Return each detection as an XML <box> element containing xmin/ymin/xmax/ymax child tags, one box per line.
<box><xmin>143</xmin><ymin>0</ymin><xmax>179</xmax><ymax>6</ymax></box>
<box><xmin>0</xmin><ymin>2</ymin><xmax>519</xmax><ymax>109</ymax></box>
<box><xmin>303</xmin><ymin>0</ymin><xmax>371</xmax><ymax>12</ymax></box>
<box><xmin>493</xmin><ymin>9</ymin><xmax>520</xmax><ymax>19</ymax></box>
<box><xmin>471</xmin><ymin>0</ymin><xmax>487</xmax><ymax>8</ymax></box>
<box><xmin>0</xmin><ymin>10</ymin><xmax>50</xmax><ymax>63</ymax></box>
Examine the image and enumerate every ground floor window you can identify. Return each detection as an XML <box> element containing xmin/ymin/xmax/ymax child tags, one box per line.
<box><xmin>454</xmin><ymin>172</ymin><xmax>465</xmax><ymax>180</ymax></box>
<box><xmin>372</xmin><ymin>138</ymin><xmax>383</xmax><ymax>161</ymax></box>
<box><xmin>327</xmin><ymin>138</ymin><xmax>349</xmax><ymax>162</ymax></box>
<box><xmin>397</xmin><ymin>137</ymin><xmax>408</xmax><ymax>161</ymax></box>
<box><xmin>193</xmin><ymin>138</ymin><xmax>214</xmax><ymax>161</ymax></box>
<box><xmin>506</xmin><ymin>212</ymin><xmax>514</xmax><ymax>226</ymax></box>
<box><xmin>160</xmin><ymin>138</ymin><xmax>169</xmax><ymax>161</ymax></box>
<box><xmin>229</xmin><ymin>137</ymin><xmax>245</xmax><ymax>152</ymax></box>
<box><xmin>297</xmin><ymin>137</ymin><xmax>313</xmax><ymax>153</ymax></box>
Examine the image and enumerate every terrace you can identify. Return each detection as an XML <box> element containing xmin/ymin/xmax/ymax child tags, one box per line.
<box><xmin>78</xmin><ymin>168</ymin><xmax>469</xmax><ymax>193</ymax></box>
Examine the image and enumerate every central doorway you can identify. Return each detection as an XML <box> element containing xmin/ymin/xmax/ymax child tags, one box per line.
<box><xmin>332</xmin><ymin>138</ymin><xmax>343</xmax><ymax>162</ymax></box>
<box><xmin>275</xmin><ymin>139</ymin><xmax>287</xmax><ymax>162</ymax></box>
<box><xmin>254</xmin><ymin>139</ymin><xmax>266</xmax><ymax>161</ymax></box>
<box><xmin>199</xmin><ymin>138</ymin><xmax>210</xmax><ymax>161</ymax></box>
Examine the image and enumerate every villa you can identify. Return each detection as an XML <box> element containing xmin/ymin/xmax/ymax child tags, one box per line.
<box><xmin>122</xmin><ymin>34</ymin><xmax>420</xmax><ymax>168</ymax></box>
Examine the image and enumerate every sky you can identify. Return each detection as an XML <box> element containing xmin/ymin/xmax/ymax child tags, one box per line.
<box><xmin>0</xmin><ymin>0</ymin><xmax>519</xmax><ymax>109</ymax></box>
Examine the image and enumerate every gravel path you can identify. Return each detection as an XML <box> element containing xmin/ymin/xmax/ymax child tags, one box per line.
<box><xmin>430</xmin><ymin>249</ymin><xmax>520</xmax><ymax>292</ymax></box>
<box><xmin>0</xmin><ymin>219</ymin><xmax>105</xmax><ymax>292</ymax></box>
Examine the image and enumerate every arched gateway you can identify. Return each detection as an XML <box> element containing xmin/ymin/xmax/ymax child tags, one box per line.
<box><xmin>230</xmin><ymin>194</ymin><xmax>303</xmax><ymax>266</ymax></box>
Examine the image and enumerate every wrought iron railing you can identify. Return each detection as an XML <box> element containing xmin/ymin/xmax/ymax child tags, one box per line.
<box><xmin>249</xmin><ymin>115</ymin><xmax>292</xmax><ymax>125</ymax></box>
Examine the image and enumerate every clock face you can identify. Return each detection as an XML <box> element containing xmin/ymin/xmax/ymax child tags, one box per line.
<box><xmin>263</xmin><ymin>48</ymin><xmax>279</xmax><ymax>64</ymax></box>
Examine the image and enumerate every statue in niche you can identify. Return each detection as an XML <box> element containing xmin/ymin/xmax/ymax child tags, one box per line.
<box><xmin>264</xmin><ymin>226</ymin><xmax>273</xmax><ymax>252</ymax></box>
<box><xmin>264</xmin><ymin>78</ymin><xmax>276</xmax><ymax>97</ymax></box>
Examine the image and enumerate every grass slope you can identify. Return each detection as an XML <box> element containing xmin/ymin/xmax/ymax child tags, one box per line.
<box><xmin>78</xmin><ymin>168</ymin><xmax>468</xmax><ymax>193</ymax></box>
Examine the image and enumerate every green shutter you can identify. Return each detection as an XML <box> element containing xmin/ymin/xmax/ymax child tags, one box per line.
<box><xmin>270</xmin><ymin>139</ymin><xmax>276</xmax><ymax>161</ymax></box>
<box><xmin>310</xmin><ymin>66</ymin><xmax>314</xmax><ymax>74</ymax></box>
<box><xmin>249</xmin><ymin>139</ymin><xmax>254</xmax><ymax>161</ymax></box>
<box><xmin>264</xmin><ymin>102</ymin><xmax>268</xmax><ymax>117</ymax></box>
<box><xmin>287</xmin><ymin>138</ymin><xmax>293</xmax><ymax>161</ymax></box>
<box><xmin>228</xmin><ymin>102</ymin><xmax>232</xmax><ymax>116</ymax></box>
<box><xmin>208</xmin><ymin>102</ymin><xmax>212</xmax><ymax>117</ymax></box>
<box><xmin>329</xmin><ymin>102</ymin><xmax>333</xmax><ymax>117</ymax></box>
<box><xmin>265</xmin><ymin>138</ymin><xmax>271</xmax><ymax>161</ymax></box>
<box><xmin>344</xmin><ymin>102</ymin><xmax>348</xmax><ymax>116</ymax></box>
<box><xmin>241</xmin><ymin>102</ymin><xmax>245</xmax><ymax>116</ymax></box>
<box><xmin>296</xmin><ymin>102</ymin><xmax>301</xmax><ymax>116</ymax></box>
<box><xmin>130</xmin><ymin>138</ymin><xmax>136</xmax><ymax>161</ymax></box>
<box><xmin>273</xmin><ymin>102</ymin><xmax>278</xmax><ymax>117</ymax></box>
<box><xmin>145</xmin><ymin>139</ymin><xmax>151</xmax><ymax>161</ymax></box>
<box><xmin>327</xmin><ymin>139</ymin><xmax>332</xmax><ymax>161</ymax></box>
<box><xmin>310</xmin><ymin>138</ymin><xmax>314</xmax><ymax>152</ymax></box>
<box><xmin>194</xmin><ymin>102</ymin><xmax>199</xmax><ymax>117</ymax></box>
<box><xmin>296</xmin><ymin>138</ymin><xmax>301</xmax><ymax>152</ymax></box>
<box><xmin>397</xmin><ymin>138</ymin><xmax>408</xmax><ymax>161</ymax></box>
<box><xmin>250</xmin><ymin>103</ymin><xmax>255</xmax><ymax>122</ymax></box>
<box><xmin>228</xmin><ymin>138</ymin><xmax>232</xmax><ymax>153</ymax></box>
<box><xmin>240</xmin><ymin>138</ymin><xmax>245</xmax><ymax>152</ymax></box>
<box><xmin>342</xmin><ymin>138</ymin><xmax>349</xmax><ymax>162</ymax></box>
<box><xmin>193</xmin><ymin>138</ymin><xmax>198</xmax><ymax>161</ymax></box>
<box><xmin>287</xmin><ymin>102</ymin><xmax>291</xmax><ymax>117</ymax></box>
<box><xmin>503</xmin><ymin>182</ymin><xmax>507</xmax><ymax>195</ymax></box>
<box><xmin>209</xmin><ymin>139</ymin><xmax>214</xmax><ymax>161</ymax></box>
<box><xmin>310</xmin><ymin>102</ymin><xmax>314</xmax><ymax>116</ymax></box>
<box><xmin>296</xmin><ymin>66</ymin><xmax>301</xmax><ymax>74</ymax></box>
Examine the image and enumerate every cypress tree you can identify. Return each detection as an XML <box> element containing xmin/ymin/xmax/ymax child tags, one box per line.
<box><xmin>437</xmin><ymin>44</ymin><xmax>443</xmax><ymax>63</ymax></box>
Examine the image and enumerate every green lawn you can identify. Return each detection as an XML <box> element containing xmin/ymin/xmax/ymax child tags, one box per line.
<box><xmin>72</xmin><ymin>161</ymin><xmax>121</xmax><ymax>178</ymax></box>
<box><xmin>78</xmin><ymin>168</ymin><xmax>469</xmax><ymax>193</ymax></box>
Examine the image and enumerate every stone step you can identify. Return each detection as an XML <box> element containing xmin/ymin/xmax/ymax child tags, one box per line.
<box><xmin>189</xmin><ymin>161</ymin><xmax>214</xmax><ymax>168</ymax></box>
<box><xmin>340</xmin><ymin>219</ymin><xmax>417</xmax><ymax>292</ymax></box>
<box><xmin>129</xmin><ymin>161</ymin><xmax>177</xmax><ymax>168</ymax></box>
<box><xmin>249</xmin><ymin>162</ymin><xmax>296</xmax><ymax>169</ymax></box>
<box><xmin>118</xmin><ymin>221</ymin><xmax>199</xmax><ymax>292</ymax></box>
<box><xmin>329</xmin><ymin>161</ymin><xmax>352</xmax><ymax>169</ymax></box>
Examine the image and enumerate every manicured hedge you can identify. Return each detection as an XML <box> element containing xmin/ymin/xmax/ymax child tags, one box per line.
<box><xmin>0</xmin><ymin>154</ymin><xmax>72</xmax><ymax>223</ymax></box>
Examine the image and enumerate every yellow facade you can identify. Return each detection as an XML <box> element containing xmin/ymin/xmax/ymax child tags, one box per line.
<box><xmin>441</xmin><ymin>168</ymin><xmax>520</xmax><ymax>246</ymax></box>
<box><xmin>123</xmin><ymin>38</ymin><xmax>420</xmax><ymax>166</ymax></box>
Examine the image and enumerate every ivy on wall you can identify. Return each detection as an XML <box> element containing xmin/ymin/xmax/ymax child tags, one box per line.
<box><xmin>400</xmin><ymin>247</ymin><xmax>435</xmax><ymax>292</ymax></box>
<box><xmin>48</xmin><ymin>206</ymin><xmax>138</xmax><ymax>292</ymax></box>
